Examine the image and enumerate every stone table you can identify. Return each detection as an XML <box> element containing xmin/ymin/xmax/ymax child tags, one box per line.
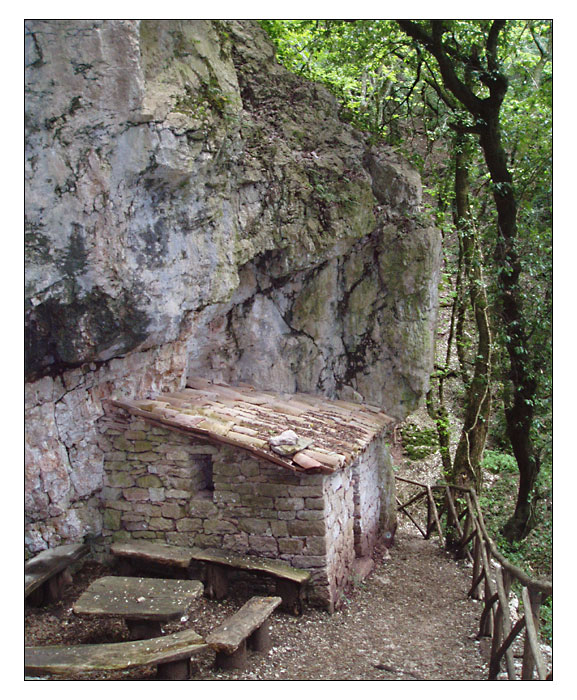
<box><xmin>73</xmin><ymin>576</ymin><xmax>204</xmax><ymax>639</ymax></box>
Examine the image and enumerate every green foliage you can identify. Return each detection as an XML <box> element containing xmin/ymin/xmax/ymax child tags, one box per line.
<box><xmin>482</xmin><ymin>450</ymin><xmax>517</xmax><ymax>475</ymax></box>
<box><xmin>480</xmin><ymin>450</ymin><xmax>552</xmax><ymax>572</ymax></box>
<box><xmin>540</xmin><ymin>600</ymin><xmax>552</xmax><ymax>648</ymax></box>
<box><xmin>259</xmin><ymin>20</ymin><xmax>410</xmax><ymax>140</ymax></box>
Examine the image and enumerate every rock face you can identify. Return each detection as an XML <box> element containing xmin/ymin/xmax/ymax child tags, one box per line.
<box><xmin>25</xmin><ymin>20</ymin><xmax>441</xmax><ymax>551</ymax></box>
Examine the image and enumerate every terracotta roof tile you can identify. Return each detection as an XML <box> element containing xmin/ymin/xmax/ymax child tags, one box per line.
<box><xmin>111</xmin><ymin>378</ymin><xmax>394</xmax><ymax>474</ymax></box>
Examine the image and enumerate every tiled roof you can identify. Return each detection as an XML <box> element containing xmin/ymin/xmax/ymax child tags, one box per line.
<box><xmin>111</xmin><ymin>377</ymin><xmax>394</xmax><ymax>474</ymax></box>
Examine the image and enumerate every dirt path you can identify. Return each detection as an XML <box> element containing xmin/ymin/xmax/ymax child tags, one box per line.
<box><xmin>26</xmin><ymin>522</ymin><xmax>489</xmax><ymax>680</ymax></box>
<box><xmin>198</xmin><ymin>523</ymin><xmax>489</xmax><ymax>681</ymax></box>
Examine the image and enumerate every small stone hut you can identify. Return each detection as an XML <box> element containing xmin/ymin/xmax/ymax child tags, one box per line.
<box><xmin>99</xmin><ymin>377</ymin><xmax>396</xmax><ymax>610</ymax></box>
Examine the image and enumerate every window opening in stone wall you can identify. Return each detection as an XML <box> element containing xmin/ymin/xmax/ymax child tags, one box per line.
<box><xmin>194</xmin><ymin>454</ymin><xmax>214</xmax><ymax>501</ymax></box>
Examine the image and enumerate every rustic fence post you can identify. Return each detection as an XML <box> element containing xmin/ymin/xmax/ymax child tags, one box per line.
<box><xmin>469</xmin><ymin>535</ymin><xmax>483</xmax><ymax>600</ymax></box>
<box><xmin>425</xmin><ymin>492</ymin><xmax>433</xmax><ymax>539</ymax></box>
<box><xmin>444</xmin><ymin>486</ymin><xmax>459</xmax><ymax>548</ymax></box>
<box><xmin>479</xmin><ymin>542</ymin><xmax>495</xmax><ymax>637</ymax></box>
<box><xmin>467</xmin><ymin>495</ymin><xmax>483</xmax><ymax>600</ymax></box>
<box><xmin>489</xmin><ymin>567</ymin><xmax>516</xmax><ymax>679</ymax></box>
<box><xmin>457</xmin><ymin>501</ymin><xmax>473</xmax><ymax>561</ymax></box>
<box><xmin>426</xmin><ymin>486</ymin><xmax>444</xmax><ymax>543</ymax></box>
<box><xmin>521</xmin><ymin>588</ymin><xmax>547</xmax><ymax>680</ymax></box>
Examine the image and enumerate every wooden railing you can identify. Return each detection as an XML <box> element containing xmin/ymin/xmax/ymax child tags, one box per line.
<box><xmin>394</xmin><ymin>476</ymin><xmax>553</xmax><ymax>680</ymax></box>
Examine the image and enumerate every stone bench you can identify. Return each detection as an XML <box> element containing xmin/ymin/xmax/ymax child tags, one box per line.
<box><xmin>110</xmin><ymin>541</ymin><xmax>197</xmax><ymax>577</ymax></box>
<box><xmin>111</xmin><ymin>541</ymin><xmax>311</xmax><ymax>615</ymax></box>
<box><xmin>206</xmin><ymin>596</ymin><xmax>282</xmax><ymax>670</ymax></box>
<box><xmin>25</xmin><ymin>543</ymin><xmax>89</xmax><ymax>605</ymax></box>
<box><xmin>191</xmin><ymin>548</ymin><xmax>310</xmax><ymax>615</ymax></box>
<box><xmin>25</xmin><ymin>628</ymin><xmax>208</xmax><ymax>680</ymax></box>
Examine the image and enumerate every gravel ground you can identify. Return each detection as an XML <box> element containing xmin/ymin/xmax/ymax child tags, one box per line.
<box><xmin>25</xmin><ymin>521</ymin><xmax>490</xmax><ymax>681</ymax></box>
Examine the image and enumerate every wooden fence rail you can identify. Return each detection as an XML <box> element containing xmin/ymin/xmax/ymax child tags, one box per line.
<box><xmin>394</xmin><ymin>476</ymin><xmax>552</xmax><ymax>680</ymax></box>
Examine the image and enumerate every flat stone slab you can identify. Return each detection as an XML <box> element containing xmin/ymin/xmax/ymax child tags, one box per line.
<box><xmin>206</xmin><ymin>596</ymin><xmax>282</xmax><ymax>654</ymax></box>
<box><xmin>111</xmin><ymin>541</ymin><xmax>201</xmax><ymax>569</ymax></box>
<box><xmin>25</xmin><ymin>628</ymin><xmax>207</xmax><ymax>676</ymax></box>
<box><xmin>25</xmin><ymin>544</ymin><xmax>89</xmax><ymax>597</ymax></box>
<box><xmin>73</xmin><ymin>576</ymin><xmax>204</xmax><ymax>622</ymax></box>
<box><xmin>191</xmin><ymin>548</ymin><xmax>311</xmax><ymax>584</ymax></box>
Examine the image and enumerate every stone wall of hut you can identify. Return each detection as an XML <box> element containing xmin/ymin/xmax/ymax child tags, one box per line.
<box><xmin>352</xmin><ymin>438</ymin><xmax>386</xmax><ymax>557</ymax></box>
<box><xmin>99</xmin><ymin>407</ymin><xmax>389</xmax><ymax>610</ymax></box>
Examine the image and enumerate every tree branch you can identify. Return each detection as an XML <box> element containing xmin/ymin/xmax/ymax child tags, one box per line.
<box><xmin>397</xmin><ymin>20</ymin><xmax>485</xmax><ymax>116</ymax></box>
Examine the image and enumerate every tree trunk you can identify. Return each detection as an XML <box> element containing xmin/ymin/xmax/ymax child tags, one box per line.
<box><xmin>451</xmin><ymin>135</ymin><xmax>492</xmax><ymax>491</ymax></box>
<box><xmin>478</xmin><ymin>118</ymin><xmax>540</xmax><ymax>540</ymax></box>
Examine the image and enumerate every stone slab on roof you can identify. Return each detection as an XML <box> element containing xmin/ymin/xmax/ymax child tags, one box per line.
<box><xmin>111</xmin><ymin>377</ymin><xmax>394</xmax><ymax>474</ymax></box>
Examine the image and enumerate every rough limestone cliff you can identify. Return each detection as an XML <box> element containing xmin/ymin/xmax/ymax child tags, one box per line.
<box><xmin>25</xmin><ymin>20</ymin><xmax>441</xmax><ymax>551</ymax></box>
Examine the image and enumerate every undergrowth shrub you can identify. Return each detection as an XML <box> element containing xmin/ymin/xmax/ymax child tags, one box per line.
<box><xmin>400</xmin><ymin>423</ymin><xmax>439</xmax><ymax>460</ymax></box>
